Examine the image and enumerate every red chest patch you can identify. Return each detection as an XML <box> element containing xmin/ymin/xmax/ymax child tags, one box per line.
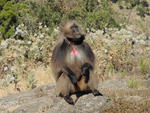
<box><xmin>70</xmin><ymin>46</ymin><xmax>79</xmax><ymax>55</ymax></box>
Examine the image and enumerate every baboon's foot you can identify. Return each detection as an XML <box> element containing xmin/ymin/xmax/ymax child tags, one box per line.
<box><xmin>64</xmin><ymin>95</ymin><xmax>74</xmax><ymax>105</ymax></box>
<box><xmin>92</xmin><ymin>90</ymin><xmax>103</xmax><ymax>96</ymax></box>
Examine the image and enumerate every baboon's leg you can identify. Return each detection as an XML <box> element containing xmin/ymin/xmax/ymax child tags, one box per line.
<box><xmin>88</xmin><ymin>71</ymin><xmax>103</xmax><ymax>96</ymax></box>
<box><xmin>77</xmin><ymin>76</ymin><xmax>89</xmax><ymax>91</ymax></box>
<box><xmin>56</xmin><ymin>73</ymin><xmax>76</xmax><ymax>104</ymax></box>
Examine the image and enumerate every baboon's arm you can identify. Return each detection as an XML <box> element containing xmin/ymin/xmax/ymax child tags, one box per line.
<box><xmin>81</xmin><ymin>63</ymin><xmax>93</xmax><ymax>76</ymax></box>
<box><xmin>61</xmin><ymin>67</ymin><xmax>77</xmax><ymax>85</ymax></box>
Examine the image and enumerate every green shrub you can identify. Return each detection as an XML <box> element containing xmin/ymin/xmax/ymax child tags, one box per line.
<box><xmin>0</xmin><ymin>0</ymin><xmax>27</xmax><ymax>40</ymax></box>
<box><xmin>0</xmin><ymin>1</ymin><xmax>15</xmax><ymax>39</ymax></box>
<box><xmin>20</xmin><ymin>0</ymin><xmax>120</xmax><ymax>34</ymax></box>
<box><xmin>21</xmin><ymin>0</ymin><xmax>62</xmax><ymax>33</ymax></box>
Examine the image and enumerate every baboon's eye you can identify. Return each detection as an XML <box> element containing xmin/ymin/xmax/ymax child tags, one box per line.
<box><xmin>71</xmin><ymin>25</ymin><xmax>78</xmax><ymax>32</ymax></box>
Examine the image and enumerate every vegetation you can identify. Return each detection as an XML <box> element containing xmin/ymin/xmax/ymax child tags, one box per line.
<box><xmin>103</xmin><ymin>99</ymin><xmax>150</xmax><ymax>113</ymax></box>
<box><xmin>139</xmin><ymin>57</ymin><xmax>150</xmax><ymax>74</ymax></box>
<box><xmin>0</xmin><ymin>0</ymin><xmax>150</xmax><ymax>112</ymax></box>
<box><xmin>118</xmin><ymin>0</ymin><xmax>149</xmax><ymax>16</ymax></box>
<box><xmin>127</xmin><ymin>79</ymin><xmax>139</xmax><ymax>88</ymax></box>
<box><xmin>0</xmin><ymin>0</ymin><xmax>26</xmax><ymax>41</ymax></box>
<box><xmin>1</xmin><ymin>0</ymin><xmax>149</xmax><ymax>41</ymax></box>
<box><xmin>26</xmin><ymin>70</ymin><xmax>37</xmax><ymax>90</ymax></box>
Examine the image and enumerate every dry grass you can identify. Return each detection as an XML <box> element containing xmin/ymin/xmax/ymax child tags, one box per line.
<box><xmin>0</xmin><ymin>66</ymin><xmax>55</xmax><ymax>99</ymax></box>
<box><xmin>0</xmin><ymin>84</ymin><xmax>18</xmax><ymax>99</ymax></box>
<box><xmin>34</xmin><ymin>66</ymin><xmax>55</xmax><ymax>87</ymax></box>
<box><xmin>101</xmin><ymin>87</ymin><xmax>150</xmax><ymax>113</ymax></box>
<box><xmin>0</xmin><ymin>2</ymin><xmax>150</xmax><ymax>112</ymax></box>
<box><xmin>102</xmin><ymin>88</ymin><xmax>150</xmax><ymax>99</ymax></box>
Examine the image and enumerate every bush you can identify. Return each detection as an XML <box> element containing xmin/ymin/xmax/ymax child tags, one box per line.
<box><xmin>0</xmin><ymin>1</ymin><xmax>15</xmax><ymax>39</ymax></box>
<box><xmin>21</xmin><ymin>0</ymin><xmax>63</xmax><ymax>33</ymax></box>
<box><xmin>19</xmin><ymin>0</ymin><xmax>120</xmax><ymax>35</ymax></box>
<box><xmin>0</xmin><ymin>0</ymin><xmax>27</xmax><ymax>40</ymax></box>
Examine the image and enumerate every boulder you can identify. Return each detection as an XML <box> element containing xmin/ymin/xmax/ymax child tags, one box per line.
<box><xmin>0</xmin><ymin>83</ymin><xmax>113</xmax><ymax>113</ymax></box>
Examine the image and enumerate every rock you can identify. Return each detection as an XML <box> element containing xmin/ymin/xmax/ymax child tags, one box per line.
<box><xmin>0</xmin><ymin>83</ymin><xmax>113</xmax><ymax>113</ymax></box>
<box><xmin>146</xmin><ymin>76</ymin><xmax>150</xmax><ymax>88</ymax></box>
<box><xmin>12</xmin><ymin>97</ymin><xmax>54</xmax><ymax>113</ymax></box>
<box><xmin>98</xmin><ymin>79</ymin><xmax>127</xmax><ymax>89</ymax></box>
<box><xmin>45</xmin><ymin>94</ymin><xmax>112</xmax><ymax>113</ymax></box>
<box><xmin>0</xmin><ymin>83</ymin><xmax>56</xmax><ymax>113</ymax></box>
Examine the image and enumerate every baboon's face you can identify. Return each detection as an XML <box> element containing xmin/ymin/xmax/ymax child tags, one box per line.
<box><xmin>66</xmin><ymin>24</ymin><xmax>85</xmax><ymax>45</ymax></box>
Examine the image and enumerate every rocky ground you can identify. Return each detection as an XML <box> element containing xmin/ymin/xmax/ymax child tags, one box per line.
<box><xmin>0</xmin><ymin>1</ymin><xmax>150</xmax><ymax>112</ymax></box>
<box><xmin>0</xmin><ymin>78</ymin><xmax>149</xmax><ymax>113</ymax></box>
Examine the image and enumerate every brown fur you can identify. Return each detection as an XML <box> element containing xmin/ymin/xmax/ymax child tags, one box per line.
<box><xmin>51</xmin><ymin>20</ymin><xmax>102</xmax><ymax>104</ymax></box>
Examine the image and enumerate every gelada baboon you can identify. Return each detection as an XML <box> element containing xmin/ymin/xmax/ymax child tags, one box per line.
<box><xmin>51</xmin><ymin>20</ymin><xmax>103</xmax><ymax>104</ymax></box>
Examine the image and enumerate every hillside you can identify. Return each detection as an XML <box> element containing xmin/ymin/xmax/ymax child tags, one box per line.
<box><xmin>0</xmin><ymin>0</ymin><xmax>150</xmax><ymax>112</ymax></box>
<box><xmin>111</xmin><ymin>0</ymin><xmax>150</xmax><ymax>35</ymax></box>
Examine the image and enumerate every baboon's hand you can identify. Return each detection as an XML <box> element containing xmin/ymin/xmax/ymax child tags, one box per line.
<box><xmin>69</xmin><ymin>73</ymin><xmax>77</xmax><ymax>85</ymax></box>
<box><xmin>82</xmin><ymin>66</ymin><xmax>89</xmax><ymax>76</ymax></box>
<box><xmin>81</xmin><ymin>63</ymin><xmax>93</xmax><ymax>76</ymax></box>
<box><xmin>82</xmin><ymin>65</ymin><xmax>90</xmax><ymax>83</ymax></box>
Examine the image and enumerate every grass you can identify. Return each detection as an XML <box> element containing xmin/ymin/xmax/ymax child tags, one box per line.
<box><xmin>106</xmin><ymin>62</ymin><xmax>115</xmax><ymax>74</ymax></box>
<box><xmin>0</xmin><ymin>66</ymin><xmax>55</xmax><ymax>99</ymax></box>
<box><xmin>0</xmin><ymin>1</ymin><xmax>150</xmax><ymax>112</ymax></box>
<box><xmin>102</xmin><ymin>99</ymin><xmax>150</xmax><ymax>113</ymax></box>
<box><xmin>1</xmin><ymin>21</ymin><xmax>150</xmax><ymax>96</ymax></box>
<box><xmin>139</xmin><ymin>57</ymin><xmax>150</xmax><ymax>74</ymax></box>
<box><xmin>101</xmin><ymin>86</ymin><xmax>150</xmax><ymax>112</ymax></box>
<box><xmin>127</xmin><ymin>79</ymin><xmax>139</xmax><ymax>88</ymax></box>
<box><xmin>0</xmin><ymin>24</ymin><xmax>150</xmax><ymax>112</ymax></box>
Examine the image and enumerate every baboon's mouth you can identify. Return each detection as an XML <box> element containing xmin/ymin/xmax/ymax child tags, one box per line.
<box><xmin>67</xmin><ymin>36</ymin><xmax>85</xmax><ymax>45</ymax></box>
